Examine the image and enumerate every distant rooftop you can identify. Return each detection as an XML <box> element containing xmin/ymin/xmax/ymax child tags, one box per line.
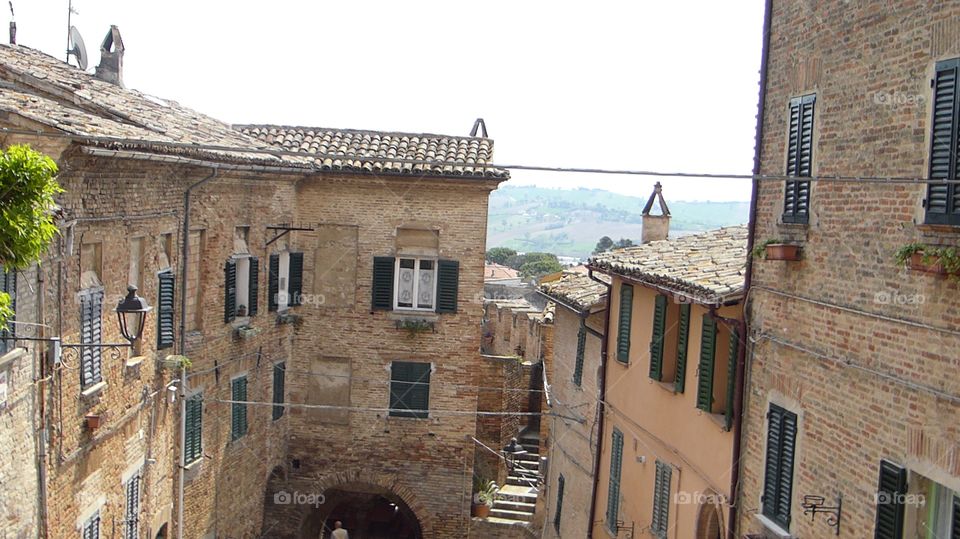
<box><xmin>484</xmin><ymin>262</ymin><xmax>520</xmax><ymax>281</ymax></box>
<box><xmin>540</xmin><ymin>271</ymin><xmax>609</xmax><ymax>312</ymax></box>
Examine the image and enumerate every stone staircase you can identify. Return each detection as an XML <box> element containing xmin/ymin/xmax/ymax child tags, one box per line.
<box><xmin>489</xmin><ymin>432</ymin><xmax>541</xmax><ymax>523</ymax></box>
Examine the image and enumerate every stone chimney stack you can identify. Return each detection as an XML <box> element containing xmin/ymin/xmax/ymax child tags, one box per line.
<box><xmin>94</xmin><ymin>26</ymin><xmax>125</xmax><ymax>87</ymax></box>
<box><xmin>641</xmin><ymin>182</ymin><xmax>671</xmax><ymax>243</ymax></box>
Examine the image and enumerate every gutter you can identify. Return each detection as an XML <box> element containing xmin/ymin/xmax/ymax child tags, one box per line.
<box><xmin>593</xmin><ymin>269</ymin><xmax>744</xmax><ymax>308</ymax></box>
<box><xmin>585</xmin><ymin>267</ymin><xmax>612</xmax><ymax>539</ymax></box>
<box><xmin>728</xmin><ymin>1</ymin><xmax>772</xmax><ymax>537</ymax></box>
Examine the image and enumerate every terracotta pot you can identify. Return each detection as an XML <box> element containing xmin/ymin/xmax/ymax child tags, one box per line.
<box><xmin>909</xmin><ymin>252</ymin><xmax>947</xmax><ymax>274</ymax></box>
<box><xmin>85</xmin><ymin>414</ymin><xmax>101</xmax><ymax>429</ymax></box>
<box><xmin>765</xmin><ymin>243</ymin><xmax>801</xmax><ymax>261</ymax></box>
<box><xmin>471</xmin><ymin>503</ymin><xmax>491</xmax><ymax>518</ymax></box>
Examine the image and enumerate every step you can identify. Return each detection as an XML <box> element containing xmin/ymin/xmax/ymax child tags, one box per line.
<box><xmin>483</xmin><ymin>516</ymin><xmax>532</xmax><ymax>526</ymax></box>
<box><xmin>490</xmin><ymin>508</ymin><xmax>533</xmax><ymax>522</ymax></box>
<box><xmin>507</xmin><ymin>475</ymin><xmax>539</xmax><ymax>487</ymax></box>
<box><xmin>493</xmin><ymin>499</ymin><xmax>536</xmax><ymax>512</ymax></box>
<box><xmin>497</xmin><ymin>485</ymin><xmax>538</xmax><ymax>502</ymax></box>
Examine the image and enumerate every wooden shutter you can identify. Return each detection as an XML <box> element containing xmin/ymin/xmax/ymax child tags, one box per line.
<box><xmin>0</xmin><ymin>267</ymin><xmax>15</xmax><ymax>354</ymax></box>
<box><xmin>573</xmin><ymin>320</ymin><xmax>586</xmax><ymax>386</ymax></box>
<box><xmin>156</xmin><ymin>270</ymin><xmax>175</xmax><ymax>349</ymax></box>
<box><xmin>696</xmin><ymin>315</ymin><xmax>717</xmax><ymax>412</ymax></box>
<box><xmin>371</xmin><ymin>256</ymin><xmax>395</xmax><ymax>310</ymax></box>
<box><xmin>616</xmin><ymin>284</ymin><xmax>633</xmax><ymax>363</ymax></box>
<box><xmin>390</xmin><ymin>362</ymin><xmax>431</xmax><ymax>418</ymax></box>
<box><xmin>926</xmin><ymin>59</ymin><xmax>960</xmax><ymax>225</ymax></box>
<box><xmin>247</xmin><ymin>257</ymin><xmax>259</xmax><ymax>316</ymax></box>
<box><xmin>784</xmin><ymin>94</ymin><xmax>815</xmax><ymax>224</ymax></box>
<box><xmin>184</xmin><ymin>394</ymin><xmax>202</xmax><ymax>464</ymax></box>
<box><xmin>554</xmin><ymin>474</ymin><xmax>565</xmax><ymax>531</ymax></box>
<box><xmin>289</xmin><ymin>252</ymin><xmax>304</xmax><ymax>306</ymax></box>
<box><xmin>83</xmin><ymin>512</ymin><xmax>100</xmax><ymax>539</ymax></box>
<box><xmin>874</xmin><ymin>460</ymin><xmax>907</xmax><ymax>539</ymax></box>
<box><xmin>652</xmin><ymin>460</ymin><xmax>672</xmax><ymax>538</ymax></box>
<box><xmin>231</xmin><ymin>377</ymin><xmax>248</xmax><ymax>440</ymax></box>
<box><xmin>763</xmin><ymin>403</ymin><xmax>797</xmax><ymax>530</ymax></box>
<box><xmin>649</xmin><ymin>294</ymin><xmax>667</xmax><ymax>380</ymax></box>
<box><xmin>124</xmin><ymin>473</ymin><xmax>140</xmax><ymax>539</ymax></box>
<box><xmin>725</xmin><ymin>327</ymin><xmax>739</xmax><ymax>431</ymax></box>
<box><xmin>268</xmin><ymin>254</ymin><xmax>280</xmax><ymax>312</ymax></box>
<box><xmin>606</xmin><ymin>429</ymin><xmax>624</xmax><ymax>530</ymax></box>
<box><xmin>80</xmin><ymin>289</ymin><xmax>103</xmax><ymax>389</ymax></box>
<box><xmin>436</xmin><ymin>259</ymin><xmax>459</xmax><ymax>313</ymax></box>
<box><xmin>674</xmin><ymin>304</ymin><xmax>691</xmax><ymax>393</ymax></box>
<box><xmin>224</xmin><ymin>259</ymin><xmax>237</xmax><ymax>323</ymax></box>
<box><xmin>951</xmin><ymin>496</ymin><xmax>959</xmax><ymax>539</ymax></box>
<box><xmin>272</xmin><ymin>362</ymin><xmax>285</xmax><ymax>420</ymax></box>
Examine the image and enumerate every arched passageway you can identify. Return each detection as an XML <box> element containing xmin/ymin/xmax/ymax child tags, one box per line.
<box><xmin>298</xmin><ymin>483</ymin><xmax>423</xmax><ymax>539</ymax></box>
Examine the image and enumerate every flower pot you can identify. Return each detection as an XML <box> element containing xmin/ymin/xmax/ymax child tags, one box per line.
<box><xmin>765</xmin><ymin>243</ymin><xmax>801</xmax><ymax>261</ymax></box>
<box><xmin>471</xmin><ymin>503</ymin><xmax>491</xmax><ymax>518</ymax></box>
<box><xmin>85</xmin><ymin>414</ymin><xmax>101</xmax><ymax>429</ymax></box>
<box><xmin>909</xmin><ymin>252</ymin><xmax>949</xmax><ymax>275</ymax></box>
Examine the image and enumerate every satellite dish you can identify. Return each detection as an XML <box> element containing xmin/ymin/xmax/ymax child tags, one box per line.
<box><xmin>67</xmin><ymin>26</ymin><xmax>88</xmax><ymax>70</ymax></box>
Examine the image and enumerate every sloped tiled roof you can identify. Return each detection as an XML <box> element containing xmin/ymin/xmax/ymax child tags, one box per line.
<box><xmin>237</xmin><ymin>124</ymin><xmax>509</xmax><ymax>179</ymax></box>
<box><xmin>540</xmin><ymin>271</ymin><xmax>608</xmax><ymax>311</ymax></box>
<box><xmin>589</xmin><ymin>226</ymin><xmax>748</xmax><ymax>303</ymax></box>
<box><xmin>485</xmin><ymin>263</ymin><xmax>520</xmax><ymax>281</ymax></box>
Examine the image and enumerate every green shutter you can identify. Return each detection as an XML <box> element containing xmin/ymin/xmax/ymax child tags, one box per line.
<box><xmin>724</xmin><ymin>328</ymin><xmax>739</xmax><ymax>431</ymax></box>
<box><xmin>606</xmin><ymin>428</ymin><xmax>624</xmax><ymax>531</ymax></box>
<box><xmin>951</xmin><ymin>496</ymin><xmax>959</xmax><ymax>539</ymax></box>
<box><xmin>268</xmin><ymin>254</ymin><xmax>280</xmax><ymax>312</ymax></box>
<box><xmin>554</xmin><ymin>474</ymin><xmax>565</xmax><ymax>532</ymax></box>
<box><xmin>763</xmin><ymin>404</ymin><xmax>797</xmax><ymax>530</ymax></box>
<box><xmin>1</xmin><ymin>267</ymin><xmax>16</xmax><ymax>354</ymax></box>
<box><xmin>784</xmin><ymin>94</ymin><xmax>815</xmax><ymax>224</ymax></box>
<box><xmin>616</xmin><ymin>284</ymin><xmax>633</xmax><ymax>363</ymax></box>
<box><xmin>649</xmin><ymin>294</ymin><xmax>667</xmax><ymax>381</ymax></box>
<box><xmin>390</xmin><ymin>362</ymin><xmax>430</xmax><ymax>418</ymax></box>
<box><xmin>184</xmin><ymin>394</ymin><xmax>202</xmax><ymax>464</ymax></box>
<box><xmin>289</xmin><ymin>252</ymin><xmax>304</xmax><ymax>306</ymax></box>
<box><xmin>272</xmin><ymin>362</ymin><xmax>285</xmax><ymax>420</ymax></box>
<box><xmin>696</xmin><ymin>315</ymin><xmax>717</xmax><ymax>412</ymax></box>
<box><xmin>156</xmin><ymin>270</ymin><xmax>175</xmax><ymax>349</ymax></box>
<box><xmin>926</xmin><ymin>59</ymin><xmax>960</xmax><ymax>225</ymax></box>
<box><xmin>248</xmin><ymin>256</ymin><xmax>259</xmax><ymax>316</ymax></box>
<box><xmin>436</xmin><ymin>259</ymin><xmax>459</xmax><ymax>313</ymax></box>
<box><xmin>573</xmin><ymin>320</ymin><xmax>586</xmax><ymax>386</ymax></box>
<box><xmin>674</xmin><ymin>304</ymin><xmax>691</xmax><ymax>393</ymax></box>
<box><xmin>874</xmin><ymin>460</ymin><xmax>907</xmax><ymax>539</ymax></box>
<box><xmin>124</xmin><ymin>472</ymin><xmax>140</xmax><ymax>539</ymax></box>
<box><xmin>224</xmin><ymin>259</ymin><xmax>237</xmax><ymax>322</ymax></box>
<box><xmin>371</xmin><ymin>256</ymin><xmax>395</xmax><ymax>310</ymax></box>
<box><xmin>80</xmin><ymin>289</ymin><xmax>103</xmax><ymax>388</ymax></box>
<box><xmin>652</xmin><ymin>460</ymin><xmax>672</xmax><ymax>538</ymax></box>
<box><xmin>231</xmin><ymin>377</ymin><xmax>248</xmax><ymax>440</ymax></box>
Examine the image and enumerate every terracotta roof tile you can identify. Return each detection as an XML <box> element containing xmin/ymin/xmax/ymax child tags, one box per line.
<box><xmin>540</xmin><ymin>271</ymin><xmax>609</xmax><ymax>311</ymax></box>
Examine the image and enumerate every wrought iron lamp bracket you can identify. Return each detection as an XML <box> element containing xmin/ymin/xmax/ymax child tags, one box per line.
<box><xmin>801</xmin><ymin>494</ymin><xmax>842</xmax><ymax>535</ymax></box>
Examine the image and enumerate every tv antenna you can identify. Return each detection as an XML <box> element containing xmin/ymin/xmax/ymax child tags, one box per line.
<box><xmin>65</xmin><ymin>1</ymin><xmax>87</xmax><ymax>70</ymax></box>
<box><xmin>8</xmin><ymin>1</ymin><xmax>15</xmax><ymax>44</ymax></box>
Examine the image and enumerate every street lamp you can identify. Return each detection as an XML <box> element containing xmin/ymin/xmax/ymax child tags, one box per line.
<box><xmin>115</xmin><ymin>285</ymin><xmax>152</xmax><ymax>343</ymax></box>
<box><xmin>502</xmin><ymin>438</ymin><xmax>528</xmax><ymax>472</ymax></box>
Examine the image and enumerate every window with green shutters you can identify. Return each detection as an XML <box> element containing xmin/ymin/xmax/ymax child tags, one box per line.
<box><xmin>184</xmin><ymin>394</ymin><xmax>203</xmax><ymax>464</ymax></box>
<box><xmin>156</xmin><ymin>270</ymin><xmax>175</xmax><ymax>349</ymax></box>
<box><xmin>651</xmin><ymin>460</ymin><xmax>672</xmax><ymax>538</ymax></box>
<box><xmin>268</xmin><ymin>254</ymin><xmax>280</xmax><ymax>312</ymax></box>
<box><xmin>674</xmin><ymin>303</ymin><xmax>691</xmax><ymax>393</ymax></box>
<box><xmin>606</xmin><ymin>428</ymin><xmax>624</xmax><ymax>532</ymax></box>
<box><xmin>288</xmin><ymin>252</ymin><xmax>304</xmax><ymax>306</ymax></box>
<box><xmin>371</xmin><ymin>257</ymin><xmax>459</xmax><ymax>313</ymax></box>
<box><xmin>0</xmin><ymin>266</ymin><xmax>15</xmax><ymax>355</ymax></box>
<box><xmin>724</xmin><ymin>328</ymin><xmax>739</xmax><ymax>431</ymax></box>
<box><xmin>874</xmin><ymin>460</ymin><xmax>907</xmax><ymax>539</ymax></box>
<box><xmin>763</xmin><ymin>403</ymin><xmax>797</xmax><ymax>531</ymax></box>
<box><xmin>272</xmin><ymin>362</ymin><xmax>285</xmax><ymax>420</ymax></box>
<box><xmin>123</xmin><ymin>471</ymin><xmax>141</xmax><ymax>539</ymax></box>
<box><xmin>616</xmin><ymin>283</ymin><xmax>633</xmax><ymax>363</ymax></box>
<box><xmin>231</xmin><ymin>376</ymin><xmax>248</xmax><ymax>440</ymax></box>
<box><xmin>389</xmin><ymin>362</ymin><xmax>431</xmax><ymax>418</ymax></box>
<box><xmin>926</xmin><ymin>58</ymin><xmax>960</xmax><ymax>225</ymax></box>
<box><xmin>784</xmin><ymin>94</ymin><xmax>815</xmax><ymax>224</ymax></box>
<box><xmin>80</xmin><ymin>288</ymin><xmax>104</xmax><ymax>389</ymax></box>
<box><xmin>554</xmin><ymin>473</ymin><xmax>565</xmax><ymax>532</ymax></box>
<box><xmin>573</xmin><ymin>320</ymin><xmax>586</xmax><ymax>386</ymax></box>
<box><xmin>649</xmin><ymin>294</ymin><xmax>668</xmax><ymax>381</ymax></box>
<box><xmin>82</xmin><ymin>510</ymin><xmax>100</xmax><ymax>539</ymax></box>
<box><xmin>269</xmin><ymin>252</ymin><xmax>305</xmax><ymax>311</ymax></box>
<box><xmin>696</xmin><ymin>314</ymin><xmax>717</xmax><ymax>412</ymax></box>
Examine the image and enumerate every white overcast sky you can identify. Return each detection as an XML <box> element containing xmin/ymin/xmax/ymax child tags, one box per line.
<box><xmin>9</xmin><ymin>1</ymin><xmax>763</xmax><ymax>202</ymax></box>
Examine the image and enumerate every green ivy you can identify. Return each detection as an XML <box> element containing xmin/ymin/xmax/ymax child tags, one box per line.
<box><xmin>895</xmin><ymin>243</ymin><xmax>960</xmax><ymax>279</ymax></box>
<box><xmin>751</xmin><ymin>239</ymin><xmax>785</xmax><ymax>259</ymax></box>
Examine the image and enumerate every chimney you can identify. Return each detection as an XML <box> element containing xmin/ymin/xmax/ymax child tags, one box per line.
<box><xmin>94</xmin><ymin>26</ymin><xmax>125</xmax><ymax>87</ymax></box>
<box><xmin>641</xmin><ymin>182</ymin><xmax>671</xmax><ymax>243</ymax></box>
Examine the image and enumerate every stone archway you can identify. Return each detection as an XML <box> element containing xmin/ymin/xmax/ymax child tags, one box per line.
<box><xmin>694</xmin><ymin>497</ymin><xmax>724</xmax><ymax>539</ymax></box>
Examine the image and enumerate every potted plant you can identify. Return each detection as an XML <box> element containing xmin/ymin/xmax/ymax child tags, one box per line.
<box><xmin>396</xmin><ymin>318</ymin><xmax>435</xmax><ymax>339</ymax></box>
<box><xmin>752</xmin><ymin>239</ymin><xmax>802</xmax><ymax>261</ymax></box>
<box><xmin>471</xmin><ymin>478</ymin><xmax>498</xmax><ymax>518</ymax></box>
<box><xmin>895</xmin><ymin>243</ymin><xmax>960</xmax><ymax>277</ymax></box>
<box><xmin>84</xmin><ymin>414</ymin><xmax>102</xmax><ymax>429</ymax></box>
<box><xmin>160</xmin><ymin>354</ymin><xmax>192</xmax><ymax>371</ymax></box>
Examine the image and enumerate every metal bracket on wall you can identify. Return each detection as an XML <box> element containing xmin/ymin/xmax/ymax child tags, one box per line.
<box><xmin>801</xmin><ymin>494</ymin><xmax>841</xmax><ymax>535</ymax></box>
<box><xmin>265</xmin><ymin>224</ymin><xmax>314</xmax><ymax>247</ymax></box>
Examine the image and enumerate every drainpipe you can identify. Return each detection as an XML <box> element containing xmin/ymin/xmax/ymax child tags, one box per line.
<box><xmin>585</xmin><ymin>268</ymin><xmax>611</xmax><ymax>539</ymax></box>
<box><xmin>176</xmin><ymin>166</ymin><xmax>219</xmax><ymax>539</ymax></box>
<box><xmin>727</xmin><ymin>0</ymin><xmax>771</xmax><ymax>537</ymax></box>
<box><xmin>36</xmin><ymin>265</ymin><xmax>49</xmax><ymax>538</ymax></box>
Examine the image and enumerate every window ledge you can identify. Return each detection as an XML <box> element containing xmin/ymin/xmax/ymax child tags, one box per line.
<box><xmin>388</xmin><ymin>311</ymin><xmax>439</xmax><ymax>322</ymax></box>
<box><xmin>916</xmin><ymin>223</ymin><xmax>960</xmax><ymax>237</ymax></box>
<box><xmin>229</xmin><ymin>317</ymin><xmax>252</xmax><ymax>330</ymax></box>
<box><xmin>700</xmin><ymin>410</ymin><xmax>730</xmax><ymax>431</ymax></box>
<box><xmin>753</xmin><ymin>513</ymin><xmax>793</xmax><ymax>539</ymax></box>
<box><xmin>80</xmin><ymin>381</ymin><xmax>107</xmax><ymax>399</ymax></box>
<box><xmin>654</xmin><ymin>380</ymin><xmax>678</xmax><ymax>394</ymax></box>
<box><xmin>125</xmin><ymin>356</ymin><xmax>146</xmax><ymax>368</ymax></box>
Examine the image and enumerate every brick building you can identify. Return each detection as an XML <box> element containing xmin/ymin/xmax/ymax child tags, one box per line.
<box><xmin>738</xmin><ymin>2</ymin><xmax>960</xmax><ymax>538</ymax></box>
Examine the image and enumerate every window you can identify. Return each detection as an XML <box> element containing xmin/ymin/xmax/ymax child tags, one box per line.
<box><xmin>185</xmin><ymin>230</ymin><xmax>205</xmax><ymax>331</ymax></box>
<box><xmin>80</xmin><ymin>242</ymin><xmax>102</xmax><ymax>289</ymax></box>
<box><xmin>651</xmin><ymin>460</ymin><xmax>672</xmax><ymax>538</ymax></box>
<box><xmin>875</xmin><ymin>461</ymin><xmax>959</xmax><ymax>539</ymax></box>
<box><xmin>231</xmin><ymin>376</ymin><xmax>248</xmax><ymax>440</ymax></box>
<box><xmin>268</xmin><ymin>252</ymin><xmax>304</xmax><ymax>311</ymax></box>
<box><xmin>184</xmin><ymin>394</ymin><xmax>203</xmax><ymax>465</ymax></box>
<box><xmin>926</xmin><ymin>58</ymin><xmax>960</xmax><ymax>225</ymax></box>
<box><xmin>573</xmin><ymin>320</ymin><xmax>586</xmax><ymax>386</ymax></box>
<box><xmin>389</xmin><ymin>361</ymin><xmax>431</xmax><ymax>418</ymax></box>
<box><xmin>0</xmin><ymin>266</ymin><xmax>15</xmax><ymax>355</ymax></box>
<box><xmin>695</xmin><ymin>316</ymin><xmax>738</xmax><ymax>429</ymax></box>
<box><xmin>554</xmin><ymin>473</ymin><xmax>565</xmax><ymax>532</ymax></box>
<box><xmin>123</xmin><ymin>471</ymin><xmax>141</xmax><ymax>539</ymax></box>
<box><xmin>371</xmin><ymin>257</ymin><xmax>459</xmax><ymax>313</ymax></box>
<box><xmin>606</xmin><ymin>428</ymin><xmax>624</xmax><ymax>532</ymax></box>
<box><xmin>783</xmin><ymin>93</ymin><xmax>815</xmax><ymax>224</ymax></box>
<box><xmin>79</xmin><ymin>288</ymin><xmax>104</xmax><ymax>389</ymax></box>
<box><xmin>82</xmin><ymin>510</ymin><xmax>100</xmax><ymax>539</ymax></box>
<box><xmin>616</xmin><ymin>283</ymin><xmax>633</xmax><ymax>363</ymax></box>
<box><xmin>272</xmin><ymin>362</ymin><xmax>285</xmax><ymax>420</ymax></box>
<box><xmin>156</xmin><ymin>270</ymin><xmax>175</xmax><ymax>349</ymax></box>
<box><xmin>224</xmin><ymin>256</ymin><xmax>259</xmax><ymax>322</ymax></box>
<box><xmin>762</xmin><ymin>403</ymin><xmax>797</xmax><ymax>531</ymax></box>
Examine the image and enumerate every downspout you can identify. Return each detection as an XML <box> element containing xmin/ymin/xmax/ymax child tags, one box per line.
<box><xmin>176</xmin><ymin>166</ymin><xmax>219</xmax><ymax>539</ymax></box>
<box><xmin>36</xmin><ymin>264</ymin><xmax>49</xmax><ymax>538</ymax></box>
<box><xmin>585</xmin><ymin>267</ymin><xmax>611</xmax><ymax>539</ymax></box>
<box><xmin>728</xmin><ymin>0</ymin><xmax>771</xmax><ymax>537</ymax></box>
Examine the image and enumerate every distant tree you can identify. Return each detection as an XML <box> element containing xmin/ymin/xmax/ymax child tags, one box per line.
<box><xmin>592</xmin><ymin>236</ymin><xmax>614</xmax><ymax>254</ymax></box>
<box><xmin>519</xmin><ymin>254</ymin><xmax>563</xmax><ymax>280</ymax></box>
<box><xmin>485</xmin><ymin>247</ymin><xmax>517</xmax><ymax>265</ymax></box>
<box><xmin>614</xmin><ymin>238</ymin><xmax>635</xmax><ymax>249</ymax></box>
